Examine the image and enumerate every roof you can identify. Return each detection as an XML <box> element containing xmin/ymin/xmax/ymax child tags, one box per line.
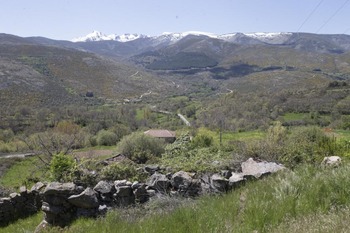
<box><xmin>144</xmin><ymin>129</ymin><xmax>176</xmax><ymax>138</ymax></box>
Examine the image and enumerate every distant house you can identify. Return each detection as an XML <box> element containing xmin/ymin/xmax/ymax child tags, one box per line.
<box><xmin>144</xmin><ymin>129</ymin><xmax>176</xmax><ymax>143</ymax></box>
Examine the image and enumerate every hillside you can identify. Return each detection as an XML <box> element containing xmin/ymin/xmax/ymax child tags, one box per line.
<box><xmin>1</xmin><ymin>32</ymin><xmax>350</xmax><ymax>133</ymax></box>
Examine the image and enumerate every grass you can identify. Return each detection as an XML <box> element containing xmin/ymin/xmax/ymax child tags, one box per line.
<box><xmin>196</xmin><ymin>128</ymin><xmax>265</xmax><ymax>145</ymax></box>
<box><xmin>0</xmin><ymin>212</ymin><xmax>43</xmax><ymax>233</ymax></box>
<box><xmin>4</xmin><ymin>163</ymin><xmax>350</xmax><ymax>232</ymax></box>
<box><xmin>0</xmin><ymin>156</ymin><xmax>49</xmax><ymax>190</ymax></box>
<box><xmin>282</xmin><ymin>112</ymin><xmax>307</xmax><ymax>121</ymax></box>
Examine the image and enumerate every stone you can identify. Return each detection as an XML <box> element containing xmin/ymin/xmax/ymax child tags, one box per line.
<box><xmin>171</xmin><ymin>171</ymin><xmax>193</xmax><ymax>189</ymax></box>
<box><xmin>19</xmin><ymin>186</ymin><xmax>27</xmax><ymax>195</ymax></box>
<box><xmin>133</xmin><ymin>184</ymin><xmax>148</xmax><ymax>203</ymax></box>
<box><xmin>114</xmin><ymin>180</ymin><xmax>128</xmax><ymax>187</ymax></box>
<box><xmin>76</xmin><ymin>208</ymin><xmax>97</xmax><ymax>218</ymax></box>
<box><xmin>115</xmin><ymin>186</ymin><xmax>133</xmax><ymax>197</ymax></box>
<box><xmin>322</xmin><ymin>156</ymin><xmax>341</xmax><ymax>167</ymax></box>
<box><xmin>68</xmin><ymin>188</ymin><xmax>99</xmax><ymax>209</ymax></box>
<box><xmin>131</xmin><ymin>181</ymin><xmax>141</xmax><ymax>190</ymax></box>
<box><xmin>144</xmin><ymin>165</ymin><xmax>160</xmax><ymax>175</ymax></box>
<box><xmin>30</xmin><ymin>182</ymin><xmax>46</xmax><ymax>193</ymax></box>
<box><xmin>228</xmin><ymin>173</ymin><xmax>245</xmax><ymax>189</ymax></box>
<box><xmin>34</xmin><ymin>220</ymin><xmax>49</xmax><ymax>233</ymax></box>
<box><xmin>41</xmin><ymin>202</ymin><xmax>64</xmax><ymax>215</ymax></box>
<box><xmin>221</xmin><ymin>170</ymin><xmax>232</xmax><ymax>179</ymax></box>
<box><xmin>211</xmin><ymin>174</ymin><xmax>229</xmax><ymax>192</ymax></box>
<box><xmin>94</xmin><ymin>181</ymin><xmax>114</xmax><ymax>194</ymax></box>
<box><xmin>170</xmin><ymin>171</ymin><xmax>201</xmax><ymax>196</ymax></box>
<box><xmin>43</xmin><ymin>182</ymin><xmax>77</xmax><ymax>196</ymax></box>
<box><xmin>146</xmin><ymin>173</ymin><xmax>170</xmax><ymax>192</ymax></box>
<box><xmin>241</xmin><ymin>158</ymin><xmax>285</xmax><ymax>178</ymax></box>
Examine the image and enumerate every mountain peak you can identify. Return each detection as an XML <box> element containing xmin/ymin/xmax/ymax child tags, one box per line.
<box><xmin>72</xmin><ymin>31</ymin><xmax>148</xmax><ymax>43</ymax></box>
<box><xmin>71</xmin><ymin>31</ymin><xmax>294</xmax><ymax>45</ymax></box>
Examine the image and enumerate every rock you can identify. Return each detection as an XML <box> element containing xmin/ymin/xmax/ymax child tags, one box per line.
<box><xmin>115</xmin><ymin>186</ymin><xmax>133</xmax><ymax>197</ymax></box>
<box><xmin>114</xmin><ymin>180</ymin><xmax>128</xmax><ymax>187</ymax></box>
<box><xmin>322</xmin><ymin>156</ymin><xmax>341</xmax><ymax>167</ymax></box>
<box><xmin>43</xmin><ymin>182</ymin><xmax>77</xmax><ymax>196</ymax></box>
<box><xmin>19</xmin><ymin>186</ymin><xmax>27</xmax><ymax>195</ymax></box>
<box><xmin>221</xmin><ymin>170</ymin><xmax>232</xmax><ymax>179</ymax></box>
<box><xmin>30</xmin><ymin>182</ymin><xmax>46</xmax><ymax>193</ymax></box>
<box><xmin>144</xmin><ymin>165</ymin><xmax>160</xmax><ymax>175</ymax></box>
<box><xmin>171</xmin><ymin>171</ymin><xmax>193</xmax><ymax>189</ymax></box>
<box><xmin>131</xmin><ymin>181</ymin><xmax>141</xmax><ymax>190</ymax></box>
<box><xmin>34</xmin><ymin>220</ymin><xmax>48</xmax><ymax>233</ymax></box>
<box><xmin>146</xmin><ymin>173</ymin><xmax>170</xmax><ymax>193</ymax></box>
<box><xmin>200</xmin><ymin>174</ymin><xmax>213</xmax><ymax>194</ymax></box>
<box><xmin>171</xmin><ymin>171</ymin><xmax>201</xmax><ymax>197</ymax></box>
<box><xmin>94</xmin><ymin>181</ymin><xmax>114</xmax><ymax>194</ymax></box>
<box><xmin>76</xmin><ymin>208</ymin><xmax>97</xmax><ymax>218</ymax></box>
<box><xmin>68</xmin><ymin>188</ymin><xmax>99</xmax><ymax>209</ymax></box>
<box><xmin>211</xmin><ymin>174</ymin><xmax>229</xmax><ymax>192</ymax></box>
<box><xmin>98</xmin><ymin>204</ymin><xmax>108</xmax><ymax>215</ymax></box>
<box><xmin>41</xmin><ymin>202</ymin><xmax>64</xmax><ymax>215</ymax></box>
<box><xmin>228</xmin><ymin>173</ymin><xmax>245</xmax><ymax>189</ymax></box>
<box><xmin>133</xmin><ymin>184</ymin><xmax>148</xmax><ymax>203</ymax></box>
<box><xmin>241</xmin><ymin>158</ymin><xmax>285</xmax><ymax>178</ymax></box>
<box><xmin>146</xmin><ymin>189</ymin><xmax>156</xmax><ymax>198</ymax></box>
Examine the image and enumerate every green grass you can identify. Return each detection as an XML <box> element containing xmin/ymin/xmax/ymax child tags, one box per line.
<box><xmin>0</xmin><ymin>212</ymin><xmax>43</xmax><ymax>233</ymax></box>
<box><xmin>282</xmin><ymin>112</ymin><xmax>307</xmax><ymax>121</ymax></box>
<box><xmin>335</xmin><ymin>129</ymin><xmax>350</xmax><ymax>140</ymax></box>
<box><xmin>196</xmin><ymin>128</ymin><xmax>265</xmax><ymax>145</ymax></box>
<box><xmin>0</xmin><ymin>156</ymin><xmax>49</xmax><ymax>190</ymax></box>
<box><xmin>5</xmin><ymin>163</ymin><xmax>350</xmax><ymax>233</ymax></box>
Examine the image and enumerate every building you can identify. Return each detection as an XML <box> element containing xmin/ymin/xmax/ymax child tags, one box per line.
<box><xmin>144</xmin><ymin>129</ymin><xmax>176</xmax><ymax>143</ymax></box>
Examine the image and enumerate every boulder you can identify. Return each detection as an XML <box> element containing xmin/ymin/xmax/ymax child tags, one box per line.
<box><xmin>146</xmin><ymin>173</ymin><xmax>170</xmax><ymax>193</ymax></box>
<box><xmin>171</xmin><ymin>171</ymin><xmax>201</xmax><ymax>197</ymax></box>
<box><xmin>171</xmin><ymin>171</ymin><xmax>193</xmax><ymax>189</ymax></box>
<box><xmin>30</xmin><ymin>182</ymin><xmax>46</xmax><ymax>194</ymax></box>
<box><xmin>322</xmin><ymin>156</ymin><xmax>341</xmax><ymax>167</ymax></box>
<box><xmin>211</xmin><ymin>174</ymin><xmax>229</xmax><ymax>192</ymax></box>
<box><xmin>94</xmin><ymin>181</ymin><xmax>114</xmax><ymax>195</ymax></box>
<box><xmin>133</xmin><ymin>183</ymin><xmax>149</xmax><ymax>203</ymax></box>
<box><xmin>228</xmin><ymin>173</ymin><xmax>245</xmax><ymax>189</ymax></box>
<box><xmin>68</xmin><ymin>188</ymin><xmax>99</xmax><ymax>209</ymax></box>
<box><xmin>241</xmin><ymin>158</ymin><xmax>285</xmax><ymax>178</ymax></box>
<box><xmin>43</xmin><ymin>182</ymin><xmax>77</xmax><ymax>196</ymax></box>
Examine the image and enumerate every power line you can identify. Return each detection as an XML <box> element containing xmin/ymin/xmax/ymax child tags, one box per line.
<box><xmin>316</xmin><ymin>0</ymin><xmax>350</xmax><ymax>33</ymax></box>
<box><xmin>297</xmin><ymin>0</ymin><xmax>325</xmax><ymax>32</ymax></box>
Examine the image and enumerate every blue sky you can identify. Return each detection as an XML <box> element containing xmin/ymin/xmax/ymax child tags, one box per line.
<box><xmin>1</xmin><ymin>0</ymin><xmax>350</xmax><ymax>40</ymax></box>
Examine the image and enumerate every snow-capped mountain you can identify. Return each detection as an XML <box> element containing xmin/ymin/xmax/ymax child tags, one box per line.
<box><xmin>72</xmin><ymin>31</ymin><xmax>148</xmax><ymax>43</ymax></box>
<box><xmin>72</xmin><ymin>30</ymin><xmax>293</xmax><ymax>45</ymax></box>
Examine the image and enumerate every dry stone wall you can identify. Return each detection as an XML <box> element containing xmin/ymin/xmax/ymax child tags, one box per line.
<box><xmin>0</xmin><ymin>158</ymin><xmax>285</xmax><ymax>228</ymax></box>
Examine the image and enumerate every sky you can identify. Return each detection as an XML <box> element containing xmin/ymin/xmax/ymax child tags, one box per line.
<box><xmin>1</xmin><ymin>0</ymin><xmax>350</xmax><ymax>40</ymax></box>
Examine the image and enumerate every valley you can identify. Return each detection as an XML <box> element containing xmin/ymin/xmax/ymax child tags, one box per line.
<box><xmin>1</xmin><ymin>30</ymin><xmax>350</xmax><ymax>232</ymax></box>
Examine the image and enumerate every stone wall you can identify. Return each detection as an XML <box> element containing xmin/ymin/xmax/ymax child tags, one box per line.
<box><xmin>0</xmin><ymin>158</ymin><xmax>285</xmax><ymax>228</ymax></box>
<box><xmin>0</xmin><ymin>183</ymin><xmax>44</xmax><ymax>226</ymax></box>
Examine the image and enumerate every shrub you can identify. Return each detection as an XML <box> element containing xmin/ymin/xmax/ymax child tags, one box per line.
<box><xmin>101</xmin><ymin>160</ymin><xmax>145</xmax><ymax>181</ymax></box>
<box><xmin>50</xmin><ymin>153</ymin><xmax>76</xmax><ymax>182</ymax></box>
<box><xmin>0</xmin><ymin>129</ymin><xmax>14</xmax><ymax>143</ymax></box>
<box><xmin>191</xmin><ymin>134</ymin><xmax>213</xmax><ymax>148</ymax></box>
<box><xmin>117</xmin><ymin>132</ymin><xmax>165</xmax><ymax>163</ymax></box>
<box><xmin>97</xmin><ymin>130</ymin><xmax>118</xmax><ymax>146</ymax></box>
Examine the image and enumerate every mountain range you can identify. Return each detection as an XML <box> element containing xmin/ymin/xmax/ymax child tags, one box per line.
<box><xmin>1</xmin><ymin>30</ymin><xmax>350</xmax><ymax>117</ymax></box>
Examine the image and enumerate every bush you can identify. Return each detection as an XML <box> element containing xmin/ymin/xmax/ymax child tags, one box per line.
<box><xmin>101</xmin><ymin>160</ymin><xmax>145</xmax><ymax>181</ymax></box>
<box><xmin>191</xmin><ymin>134</ymin><xmax>213</xmax><ymax>148</ymax></box>
<box><xmin>117</xmin><ymin>132</ymin><xmax>165</xmax><ymax>163</ymax></box>
<box><xmin>97</xmin><ymin>130</ymin><xmax>118</xmax><ymax>146</ymax></box>
<box><xmin>50</xmin><ymin>153</ymin><xmax>76</xmax><ymax>182</ymax></box>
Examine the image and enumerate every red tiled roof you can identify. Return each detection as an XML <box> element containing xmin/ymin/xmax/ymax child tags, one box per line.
<box><xmin>144</xmin><ymin>129</ymin><xmax>176</xmax><ymax>138</ymax></box>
